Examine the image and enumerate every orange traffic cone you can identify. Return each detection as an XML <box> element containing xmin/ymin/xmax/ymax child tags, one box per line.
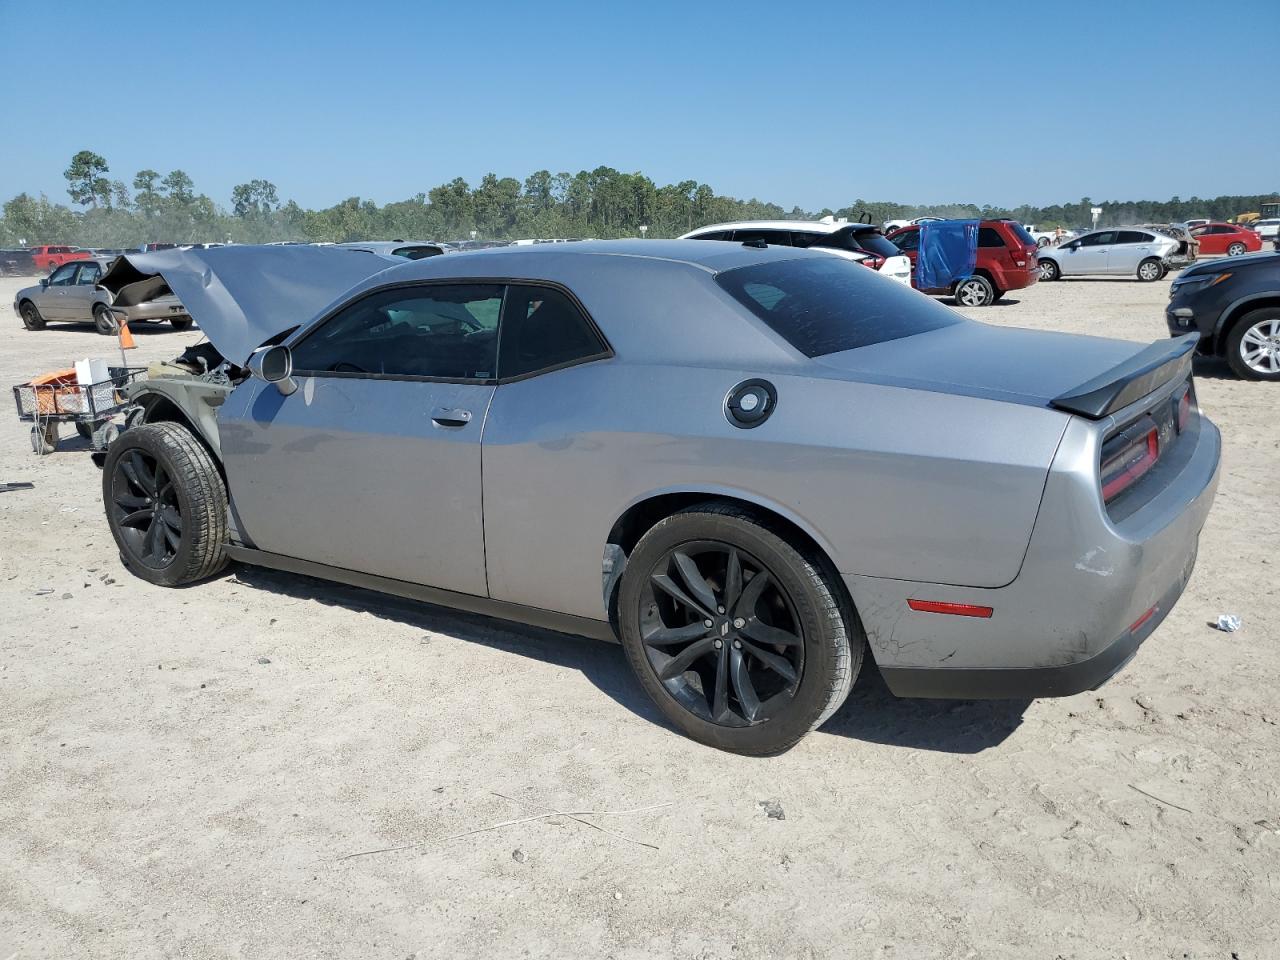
<box><xmin>118</xmin><ymin>320</ymin><xmax>136</xmax><ymax>350</ymax></box>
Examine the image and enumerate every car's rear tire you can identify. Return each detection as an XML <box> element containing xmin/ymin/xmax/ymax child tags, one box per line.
<box><xmin>1137</xmin><ymin>258</ymin><xmax>1164</xmax><ymax>282</ymax></box>
<box><xmin>953</xmin><ymin>274</ymin><xmax>996</xmax><ymax>307</ymax></box>
<box><xmin>618</xmin><ymin>503</ymin><xmax>862</xmax><ymax>755</ymax></box>
<box><xmin>1225</xmin><ymin>308</ymin><xmax>1280</xmax><ymax>381</ymax></box>
<box><xmin>1039</xmin><ymin>259</ymin><xmax>1060</xmax><ymax>281</ymax></box>
<box><xmin>170</xmin><ymin>316</ymin><xmax>193</xmax><ymax>331</ymax></box>
<box><xmin>1227</xmin><ymin>242</ymin><xmax>1247</xmax><ymax>257</ymax></box>
<box><xmin>102</xmin><ymin>422</ymin><xmax>229</xmax><ymax>586</ymax></box>
<box><xmin>19</xmin><ymin>301</ymin><xmax>45</xmax><ymax>330</ymax></box>
<box><xmin>93</xmin><ymin>303</ymin><xmax>119</xmax><ymax>335</ymax></box>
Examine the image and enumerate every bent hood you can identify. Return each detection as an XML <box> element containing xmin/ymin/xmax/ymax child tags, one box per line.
<box><xmin>99</xmin><ymin>246</ymin><xmax>397</xmax><ymax>364</ymax></box>
<box><xmin>815</xmin><ymin>321</ymin><xmax>1150</xmax><ymax>407</ymax></box>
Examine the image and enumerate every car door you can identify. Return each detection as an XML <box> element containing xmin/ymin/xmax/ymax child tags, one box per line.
<box><xmin>1189</xmin><ymin>225</ymin><xmax>1223</xmax><ymax>255</ymax></box>
<box><xmin>63</xmin><ymin>261</ymin><xmax>103</xmax><ymax>321</ymax></box>
<box><xmin>217</xmin><ymin>282</ymin><xmax>505</xmax><ymax>596</ymax></box>
<box><xmin>1060</xmin><ymin>231</ymin><xmax>1114</xmax><ymax>275</ymax></box>
<box><xmin>39</xmin><ymin>262</ymin><xmax>81</xmax><ymax>318</ymax></box>
<box><xmin>1109</xmin><ymin>231</ymin><xmax>1154</xmax><ymax>275</ymax></box>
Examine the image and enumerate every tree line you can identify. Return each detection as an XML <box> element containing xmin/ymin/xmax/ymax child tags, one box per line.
<box><xmin>0</xmin><ymin>149</ymin><xmax>1274</xmax><ymax>248</ymax></box>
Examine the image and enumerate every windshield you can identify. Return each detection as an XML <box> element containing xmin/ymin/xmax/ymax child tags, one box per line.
<box><xmin>716</xmin><ymin>256</ymin><xmax>962</xmax><ymax>357</ymax></box>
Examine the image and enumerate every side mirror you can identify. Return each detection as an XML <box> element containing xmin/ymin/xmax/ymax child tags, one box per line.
<box><xmin>248</xmin><ymin>344</ymin><xmax>297</xmax><ymax>397</ymax></box>
<box><xmin>40</xmin><ymin>277</ymin><xmax>49</xmax><ymax>287</ymax></box>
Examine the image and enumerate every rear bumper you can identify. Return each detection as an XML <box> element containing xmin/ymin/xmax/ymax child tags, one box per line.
<box><xmin>113</xmin><ymin>300</ymin><xmax>190</xmax><ymax>323</ymax></box>
<box><xmin>847</xmin><ymin>398</ymin><xmax>1221</xmax><ymax>700</ymax></box>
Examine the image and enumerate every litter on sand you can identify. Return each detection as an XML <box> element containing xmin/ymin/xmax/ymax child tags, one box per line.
<box><xmin>0</xmin><ymin>482</ymin><xmax>35</xmax><ymax>493</ymax></box>
<box><xmin>1215</xmin><ymin>614</ymin><xmax>1242</xmax><ymax>633</ymax></box>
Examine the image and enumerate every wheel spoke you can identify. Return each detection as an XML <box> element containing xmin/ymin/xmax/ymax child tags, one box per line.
<box><xmin>711</xmin><ymin>643</ymin><xmax>730</xmax><ymax>720</ymax></box>
<box><xmin>729</xmin><ymin>647</ymin><xmax>762</xmax><ymax>722</ymax></box>
<box><xmin>740</xmin><ymin>617</ymin><xmax>801</xmax><ymax>648</ymax></box>
<box><xmin>127</xmin><ymin>451</ymin><xmax>156</xmax><ymax>496</ymax></box>
<box><xmin>159</xmin><ymin>505</ymin><xmax>182</xmax><ymax>531</ymax></box>
<box><xmin>657</xmin><ymin>637</ymin><xmax>713</xmax><ymax>681</ymax></box>
<box><xmin>162</xmin><ymin>524</ymin><xmax>181</xmax><ymax>551</ymax></box>
<box><xmin>119</xmin><ymin>508</ymin><xmax>152</xmax><ymax>528</ymax></box>
<box><xmin>724</xmin><ymin>548</ymin><xmax>743</xmax><ymax>609</ymax></box>
<box><xmin>144</xmin><ymin>517</ymin><xmax>164</xmax><ymax>561</ymax></box>
<box><xmin>731</xmin><ymin>570</ymin><xmax>770</xmax><ymax>620</ymax></box>
<box><xmin>113</xmin><ymin>493</ymin><xmax>149</xmax><ymax>510</ymax></box>
<box><xmin>741</xmin><ymin>641</ymin><xmax>799</xmax><ymax>683</ymax></box>
<box><xmin>643</xmin><ymin>621</ymin><xmax>708</xmax><ymax>647</ymax></box>
<box><xmin>673</xmin><ymin>551</ymin><xmax>719</xmax><ymax>614</ymax></box>
<box><xmin>651</xmin><ymin>573</ymin><xmax>714</xmax><ymax>620</ymax></box>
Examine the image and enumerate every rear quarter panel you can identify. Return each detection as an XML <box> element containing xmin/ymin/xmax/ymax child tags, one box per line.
<box><xmin>481</xmin><ymin>361</ymin><xmax>1069</xmax><ymax>620</ymax></box>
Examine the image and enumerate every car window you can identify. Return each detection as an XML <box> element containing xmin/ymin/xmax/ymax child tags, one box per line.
<box><xmin>688</xmin><ymin>230</ymin><xmax>732</xmax><ymax>241</ymax></box>
<box><xmin>1078</xmin><ymin>232</ymin><xmax>1117</xmax><ymax>247</ymax></box>
<box><xmin>1117</xmin><ymin>231</ymin><xmax>1151</xmax><ymax>244</ymax></box>
<box><xmin>1006</xmin><ymin>222</ymin><xmax>1037</xmax><ymax>246</ymax></box>
<box><xmin>392</xmin><ymin>245</ymin><xmax>442</xmax><ymax>260</ymax></box>
<box><xmin>889</xmin><ymin>229</ymin><xmax>920</xmax><ymax>252</ymax></box>
<box><xmin>76</xmin><ymin>262</ymin><xmax>102</xmax><ymax>284</ymax></box>
<box><xmin>1211</xmin><ymin>225</ymin><xmax>1235</xmax><ymax>234</ymax></box>
<box><xmin>789</xmin><ymin>232</ymin><xmax>824</xmax><ymax>248</ymax></box>
<box><xmin>498</xmin><ymin>285</ymin><xmax>607</xmax><ymax>379</ymax></box>
<box><xmin>716</xmin><ymin>256</ymin><xmax>962</xmax><ymax>358</ymax></box>
<box><xmin>1190</xmin><ymin>226</ymin><xmax>1208</xmax><ymax>237</ymax></box>
<box><xmin>48</xmin><ymin>264</ymin><xmax>78</xmax><ymax>286</ymax></box>
<box><xmin>291</xmin><ymin>283</ymin><xmax>505</xmax><ymax>380</ymax></box>
<box><xmin>977</xmin><ymin>227</ymin><xmax>1006</xmax><ymax>248</ymax></box>
<box><xmin>840</xmin><ymin>230</ymin><xmax>902</xmax><ymax>258</ymax></box>
<box><xmin>731</xmin><ymin>229</ymin><xmax>792</xmax><ymax>246</ymax></box>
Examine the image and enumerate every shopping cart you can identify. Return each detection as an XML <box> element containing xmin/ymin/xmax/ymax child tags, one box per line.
<box><xmin>12</xmin><ymin>366</ymin><xmax>146</xmax><ymax>455</ymax></box>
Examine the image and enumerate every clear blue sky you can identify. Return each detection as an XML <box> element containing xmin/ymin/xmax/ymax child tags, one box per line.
<box><xmin>2</xmin><ymin>0</ymin><xmax>1276</xmax><ymax>212</ymax></box>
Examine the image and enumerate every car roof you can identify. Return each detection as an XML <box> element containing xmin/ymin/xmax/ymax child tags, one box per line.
<box><xmin>686</xmin><ymin>220</ymin><xmax>871</xmax><ymax>235</ymax></box>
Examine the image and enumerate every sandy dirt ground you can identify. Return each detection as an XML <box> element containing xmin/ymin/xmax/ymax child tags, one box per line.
<box><xmin>0</xmin><ymin>264</ymin><xmax>1276</xmax><ymax>960</ymax></box>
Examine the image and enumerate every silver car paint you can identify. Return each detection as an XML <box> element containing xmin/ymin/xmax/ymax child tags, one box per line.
<box><xmin>1042</xmin><ymin>229</ymin><xmax>1177</xmax><ymax>277</ymax></box>
<box><xmin>119</xmin><ymin>241</ymin><xmax>1217</xmax><ymax>689</ymax></box>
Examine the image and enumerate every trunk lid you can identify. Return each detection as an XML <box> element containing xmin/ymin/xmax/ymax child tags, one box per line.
<box><xmin>815</xmin><ymin>321</ymin><xmax>1153</xmax><ymax>407</ymax></box>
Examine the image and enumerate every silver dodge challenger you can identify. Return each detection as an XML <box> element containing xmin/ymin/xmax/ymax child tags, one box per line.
<box><xmin>100</xmin><ymin>242</ymin><xmax>1220</xmax><ymax>754</ymax></box>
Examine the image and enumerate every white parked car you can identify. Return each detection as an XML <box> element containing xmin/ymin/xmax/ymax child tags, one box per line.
<box><xmin>1024</xmin><ymin>225</ymin><xmax>1077</xmax><ymax>248</ymax></box>
<box><xmin>681</xmin><ymin>219</ymin><xmax>913</xmax><ymax>285</ymax></box>
<box><xmin>1248</xmin><ymin>219</ymin><xmax>1280</xmax><ymax>239</ymax></box>
<box><xmin>882</xmin><ymin>216</ymin><xmax>942</xmax><ymax>234</ymax></box>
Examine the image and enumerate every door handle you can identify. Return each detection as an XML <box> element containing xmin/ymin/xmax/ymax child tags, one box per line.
<box><xmin>431</xmin><ymin>407</ymin><xmax>472</xmax><ymax>427</ymax></box>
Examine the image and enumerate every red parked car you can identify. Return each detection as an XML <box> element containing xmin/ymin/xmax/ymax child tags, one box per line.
<box><xmin>885</xmin><ymin>220</ymin><xmax>1039</xmax><ymax>306</ymax></box>
<box><xmin>1188</xmin><ymin>223</ymin><xmax>1263</xmax><ymax>257</ymax></box>
<box><xmin>28</xmin><ymin>245</ymin><xmax>91</xmax><ymax>273</ymax></box>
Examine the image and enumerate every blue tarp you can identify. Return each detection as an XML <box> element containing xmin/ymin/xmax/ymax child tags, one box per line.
<box><xmin>918</xmin><ymin>220</ymin><xmax>979</xmax><ymax>290</ymax></box>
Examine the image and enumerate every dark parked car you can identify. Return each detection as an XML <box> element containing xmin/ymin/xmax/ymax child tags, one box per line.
<box><xmin>1167</xmin><ymin>252</ymin><xmax>1280</xmax><ymax>380</ymax></box>
<box><xmin>0</xmin><ymin>248</ymin><xmax>37</xmax><ymax>276</ymax></box>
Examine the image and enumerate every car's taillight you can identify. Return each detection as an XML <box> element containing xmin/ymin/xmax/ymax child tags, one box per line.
<box><xmin>1175</xmin><ymin>384</ymin><xmax>1193</xmax><ymax>433</ymax></box>
<box><xmin>859</xmin><ymin>255</ymin><xmax>885</xmax><ymax>270</ymax></box>
<box><xmin>1100</xmin><ymin>419</ymin><xmax>1160</xmax><ymax>503</ymax></box>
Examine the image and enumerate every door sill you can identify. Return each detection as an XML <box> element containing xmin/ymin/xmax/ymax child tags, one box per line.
<box><xmin>224</xmin><ymin>544</ymin><xmax>617</xmax><ymax>642</ymax></box>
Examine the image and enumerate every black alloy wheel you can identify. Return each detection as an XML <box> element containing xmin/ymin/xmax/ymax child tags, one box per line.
<box><xmin>619</xmin><ymin>504</ymin><xmax>860</xmax><ymax>754</ymax></box>
<box><xmin>638</xmin><ymin>541</ymin><xmax>804</xmax><ymax>727</ymax></box>
<box><xmin>109</xmin><ymin>448</ymin><xmax>183</xmax><ymax>569</ymax></box>
<box><xmin>102</xmin><ymin>422</ymin><xmax>228</xmax><ymax>586</ymax></box>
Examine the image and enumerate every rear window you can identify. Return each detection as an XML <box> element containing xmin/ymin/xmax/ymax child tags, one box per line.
<box><xmin>978</xmin><ymin>227</ymin><xmax>1007</xmax><ymax>248</ymax></box>
<box><xmin>716</xmin><ymin>256</ymin><xmax>962</xmax><ymax>357</ymax></box>
<box><xmin>1008</xmin><ymin>221</ymin><xmax>1039</xmax><ymax>244</ymax></box>
<box><xmin>844</xmin><ymin>231</ymin><xmax>901</xmax><ymax>258</ymax></box>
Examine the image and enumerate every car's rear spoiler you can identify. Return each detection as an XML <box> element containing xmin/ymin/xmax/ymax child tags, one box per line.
<box><xmin>1050</xmin><ymin>334</ymin><xmax>1198</xmax><ymax>419</ymax></box>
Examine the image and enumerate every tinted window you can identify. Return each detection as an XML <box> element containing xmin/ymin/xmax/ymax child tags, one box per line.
<box><xmin>977</xmin><ymin>227</ymin><xmax>1007</xmax><ymax>248</ymax></box>
<box><xmin>1006</xmin><ymin>222</ymin><xmax>1037</xmax><ymax>246</ymax></box>
<box><xmin>716</xmin><ymin>256</ymin><xmax>962</xmax><ymax>357</ymax></box>
<box><xmin>689</xmin><ymin>230</ymin><xmax>732</xmax><ymax>241</ymax></box>
<box><xmin>48</xmin><ymin>264</ymin><xmax>78</xmax><ymax>285</ymax></box>
<box><xmin>889</xmin><ymin>229</ymin><xmax>919</xmax><ymax>252</ymax></box>
<box><xmin>76</xmin><ymin>262</ymin><xmax>102</xmax><ymax>284</ymax></box>
<box><xmin>292</xmin><ymin>284</ymin><xmax>504</xmax><ymax>380</ymax></box>
<box><xmin>1117</xmin><ymin>231</ymin><xmax>1151</xmax><ymax>244</ymax></box>
<box><xmin>1210</xmin><ymin>225</ymin><xmax>1235</xmax><ymax>234</ymax></box>
<box><xmin>789</xmin><ymin>232</ymin><xmax>824</xmax><ymax>248</ymax></box>
<box><xmin>1190</xmin><ymin>226</ymin><xmax>1208</xmax><ymax>237</ymax></box>
<box><xmin>732</xmin><ymin>229</ymin><xmax>792</xmax><ymax>246</ymax></box>
<box><xmin>1078</xmin><ymin>231</ymin><xmax>1117</xmax><ymax>247</ymax></box>
<box><xmin>498</xmin><ymin>285</ymin><xmax>607</xmax><ymax>378</ymax></box>
<box><xmin>842</xmin><ymin>230</ymin><xmax>902</xmax><ymax>258</ymax></box>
